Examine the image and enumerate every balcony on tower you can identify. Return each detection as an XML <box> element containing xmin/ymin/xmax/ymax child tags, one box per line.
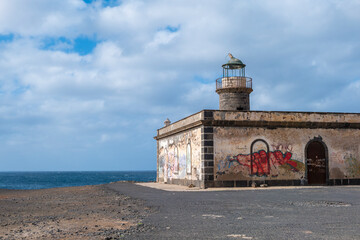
<box><xmin>216</xmin><ymin>76</ymin><xmax>252</xmax><ymax>91</ymax></box>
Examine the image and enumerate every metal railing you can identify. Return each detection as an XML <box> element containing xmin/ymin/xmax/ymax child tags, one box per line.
<box><xmin>216</xmin><ymin>76</ymin><xmax>252</xmax><ymax>90</ymax></box>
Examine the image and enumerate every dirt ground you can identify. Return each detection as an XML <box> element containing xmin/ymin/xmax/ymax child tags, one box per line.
<box><xmin>0</xmin><ymin>184</ymin><xmax>154</xmax><ymax>239</ymax></box>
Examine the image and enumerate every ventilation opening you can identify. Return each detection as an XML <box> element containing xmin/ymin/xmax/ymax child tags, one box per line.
<box><xmin>237</xmin><ymin>106</ymin><xmax>244</xmax><ymax>111</ymax></box>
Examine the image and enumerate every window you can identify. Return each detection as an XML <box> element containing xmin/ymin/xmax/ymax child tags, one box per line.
<box><xmin>186</xmin><ymin>142</ymin><xmax>192</xmax><ymax>174</ymax></box>
<box><xmin>174</xmin><ymin>147</ymin><xmax>179</xmax><ymax>173</ymax></box>
<box><xmin>250</xmin><ymin>139</ymin><xmax>270</xmax><ymax>176</ymax></box>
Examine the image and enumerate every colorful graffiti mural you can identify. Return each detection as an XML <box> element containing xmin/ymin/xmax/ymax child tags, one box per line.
<box><xmin>159</xmin><ymin>147</ymin><xmax>187</xmax><ymax>180</ymax></box>
<box><xmin>217</xmin><ymin>150</ymin><xmax>305</xmax><ymax>177</ymax></box>
<box><xmin>157</xmin><ymin>127</ymin><xmax>201</xmax><ymax>182</ymax></box>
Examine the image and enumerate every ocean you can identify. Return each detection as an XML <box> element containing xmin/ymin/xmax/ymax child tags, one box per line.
<box><xmin>0</xmin><ymin>171</ymin><xmax>156</xmax><ymax>190</ymax></box>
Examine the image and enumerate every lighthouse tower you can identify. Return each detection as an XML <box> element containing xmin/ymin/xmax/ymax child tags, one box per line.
<box><xmin>216</xmin><ymin>54</ymin><xmax>253</xmax><ymax>111</ymax></box>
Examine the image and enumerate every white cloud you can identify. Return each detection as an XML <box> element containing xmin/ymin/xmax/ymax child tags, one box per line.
<box><xmin>1</xmin><ymin>0</ymin><xmax>360</xmax><ymax>170</ymax></box>
<box><xmin>146</xmin><ymin>30</ymin><xmax>179</xmax><ymax>50</ymax></box>
<box><xmin>0</xmin><ymin>0</ymin><xmax>88</xmax><ymax>37</ymax></box>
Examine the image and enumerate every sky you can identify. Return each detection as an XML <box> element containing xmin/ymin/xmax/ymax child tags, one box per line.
<box><xmin>0</xmin><ymin>0</ymin><xmax>360</xmax><ymax>171</ymax></box>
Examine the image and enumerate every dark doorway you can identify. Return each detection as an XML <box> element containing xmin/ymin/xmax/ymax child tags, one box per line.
<box><xmin>306</xmin><ymin>140</ymin><xmax>327</xmax><ymax>185</ymax></box>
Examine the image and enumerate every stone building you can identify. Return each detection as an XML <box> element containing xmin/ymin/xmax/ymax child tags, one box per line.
<box><xmin>155</xmin><ymin>54</ymin><xmax>360</xmax><ymax>188</ymax></box>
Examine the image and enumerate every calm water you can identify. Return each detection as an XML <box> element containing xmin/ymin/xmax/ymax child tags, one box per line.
<box><xmin>0</xmin><ymin>171</ymin><xmax>156</xmax><ymax>190</ymax></box>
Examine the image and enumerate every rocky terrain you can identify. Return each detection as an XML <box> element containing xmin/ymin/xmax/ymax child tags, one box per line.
<box><xmin>0</xmin><ymin>184</ymin><xmax>154</xmax><ymax>239</ymax></box>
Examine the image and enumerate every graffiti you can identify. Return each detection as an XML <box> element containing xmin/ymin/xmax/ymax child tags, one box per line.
<box><xmin>158</xmin><ymin>155</ymin><xmax>165</xmax><ymax>178</ymax></box>
<box><xmin>251</xmin><ymin>139</ymin><xmax>270</xmax><ymax>175</ymax></box>
<box><xmin>158</xmin><ymin>148</ymin><xmax>194</xmax><ymax>179</ymax></box>
<box><xmin>174</xmin><ymin>147</ymin><xmax>179</xmax><ymax>173</ymax></box>
<box><xmin>345</xmin><ymin>155</ymin><xmax>360</xmax><ymax>177</ymax></box>
<box><xmin>186</xmin><ymin>143</ymin><xmax>192</xmax><ymax>174</ymax></box>
<box><xmin>251</xmin><ymin>150</ymin><xmax>269</xmax><ymax>176</ymax></box>
<box><xmin>217</xmin><ymin>150</ymin><xmax>304</xmax><ymax>177</ymax></box>
<box><xmin>157</xmin><ymin>127</ymin><xmax>201</xmax><ymax>183</ymax></box>
<box><xmin>271</xmin><ymin>144</ymin><xmax>293</xmax><ymax>153</ymax></box>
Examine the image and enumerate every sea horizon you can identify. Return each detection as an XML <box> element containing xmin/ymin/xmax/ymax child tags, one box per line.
<box><xmin>0</xmin><ymin>170</ymin><xmax>156</xmax><ymax>172</ymax></box>
<box><xmin>0</xmin><ymin>171</ymin><xmax>157</xmax><ymax>190</ymax></box>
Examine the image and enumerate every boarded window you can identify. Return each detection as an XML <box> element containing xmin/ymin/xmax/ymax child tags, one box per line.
<box><xmin>164</xmin><ymin>149</ymin><xmax>168</xmax><ymax>182</ymax></box>
<box><xmin>174</xmin><ymin>147</ymin><xmax>179</xmax><ymax>173</ymax></box>
<box><xmin>186</xmin><ymin>142</ymin><xmax>192</xmax><ymax>174</ymax></box>
<box><xmin>250</xmin><ymin>139</ymin><xmax>270</xmax><ymax>176</ymax></box>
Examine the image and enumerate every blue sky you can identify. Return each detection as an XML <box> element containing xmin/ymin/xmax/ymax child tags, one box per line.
<box><xmin>0</xmin><ymin>0</ymin><xmax>360</xmax><ymax>171</ymax></box>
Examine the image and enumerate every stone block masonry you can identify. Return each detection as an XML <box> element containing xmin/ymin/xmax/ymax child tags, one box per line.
<box><xmin>201</xmin><ymin>125</ymin><xmax>214</xmax><ymax>188</ymax></box>
<box><xmin>218</xmin><ymin>91</ymin><xmax>250</xmax><ymax>111</ymax></box>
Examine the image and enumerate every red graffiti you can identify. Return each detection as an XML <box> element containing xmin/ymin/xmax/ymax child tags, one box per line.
<box><xmin>225</xmin><ymin>150</ymin><xmax>301</xmax><ymax>176</ymax></box>
<box><xmin>251</xmin><ymin>151</ymin><xmax>269</xmax><ymax>176</ymax></box>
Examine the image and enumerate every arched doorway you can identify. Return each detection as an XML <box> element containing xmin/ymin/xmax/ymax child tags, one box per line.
<box><xmin>250</xmin><ymin>139</ymin><xmax>270</xmax><ymax>176</ymax></box>
<box><xmin>306</xmin><ymin>138</ymin><xmax>328</xmax><ymax>185</ymax></box>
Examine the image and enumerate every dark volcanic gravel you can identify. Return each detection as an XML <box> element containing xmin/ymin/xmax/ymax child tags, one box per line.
<box><xmin>2</xmin><ymin>182</ymin><xmax>360</xmax><ymax>239</ymax></box>
<box><xmin>0</xmin><ymin>184</ymin><xmax>154</xmax><ymax>239</ymax></box>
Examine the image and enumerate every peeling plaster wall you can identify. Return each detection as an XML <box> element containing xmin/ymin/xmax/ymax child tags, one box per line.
<box><xmin>157</xmin><ymin>127</ymin><xmax>202</xmax><ymax>184</ymax></box>
<box><xmin>214</xmin><ymin>126</ymin><xmax>360</xmax><ymax>181</ymax></box>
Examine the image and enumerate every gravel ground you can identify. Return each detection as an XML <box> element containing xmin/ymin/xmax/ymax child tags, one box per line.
<box><xmin>2</xmin><ymin>182</ymin><xmax>360</xmax><ymax>239</ymax></box>
<box><xmin>0</xmin><ymin>184</ymin><xmax>155</xmax><ymax>239</ymax></box>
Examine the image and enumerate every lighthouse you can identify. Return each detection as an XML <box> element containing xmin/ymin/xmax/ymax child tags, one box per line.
<box><xmin>216</xmin><ymin>54</ymin><xmax>253</xmax><ymax>111</ymax></box>
<box><xmin>155</xmin><ymin>53</ymin><xmax>360</xmax><ymax>189</ymax></box>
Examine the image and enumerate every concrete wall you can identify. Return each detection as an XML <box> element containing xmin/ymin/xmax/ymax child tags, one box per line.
<box><xmin>157</xmin><ymin>127</ymin><xmax>202</xmax><ymax>187</ymax></box>
<box><xmin>214</xmin><ymin>126</ymin><xmax>360</xmax><ymax>182</ymax></box>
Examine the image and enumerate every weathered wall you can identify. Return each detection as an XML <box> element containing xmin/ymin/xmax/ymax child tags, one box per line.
<box><xmin>157</xmin><ymin>111</ymin><xmax>203</xmax><ymax>136</ymax></box>
<box><xmin>212</xmin><ymin>111</ymin><xmax>360</xmax><ymax>124</ymax></box>
<box><xmin>157</xmin><ymin>127</ymin><xmax>202</xmax><ymax>186</ymax></box>
<box><xmin>156</xmin><ymin>110</ymin><xmax>360</xmax><ymax>187</ymax></box>
<box><xmin>214</xmin><ymin>126</ymin><xmax>360</xmax><ymax>181</ymax></box>
<box><xmin>218</xmin><ymin>92</ymin><xmax>250</xmax><ymax>111</ymax></box>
